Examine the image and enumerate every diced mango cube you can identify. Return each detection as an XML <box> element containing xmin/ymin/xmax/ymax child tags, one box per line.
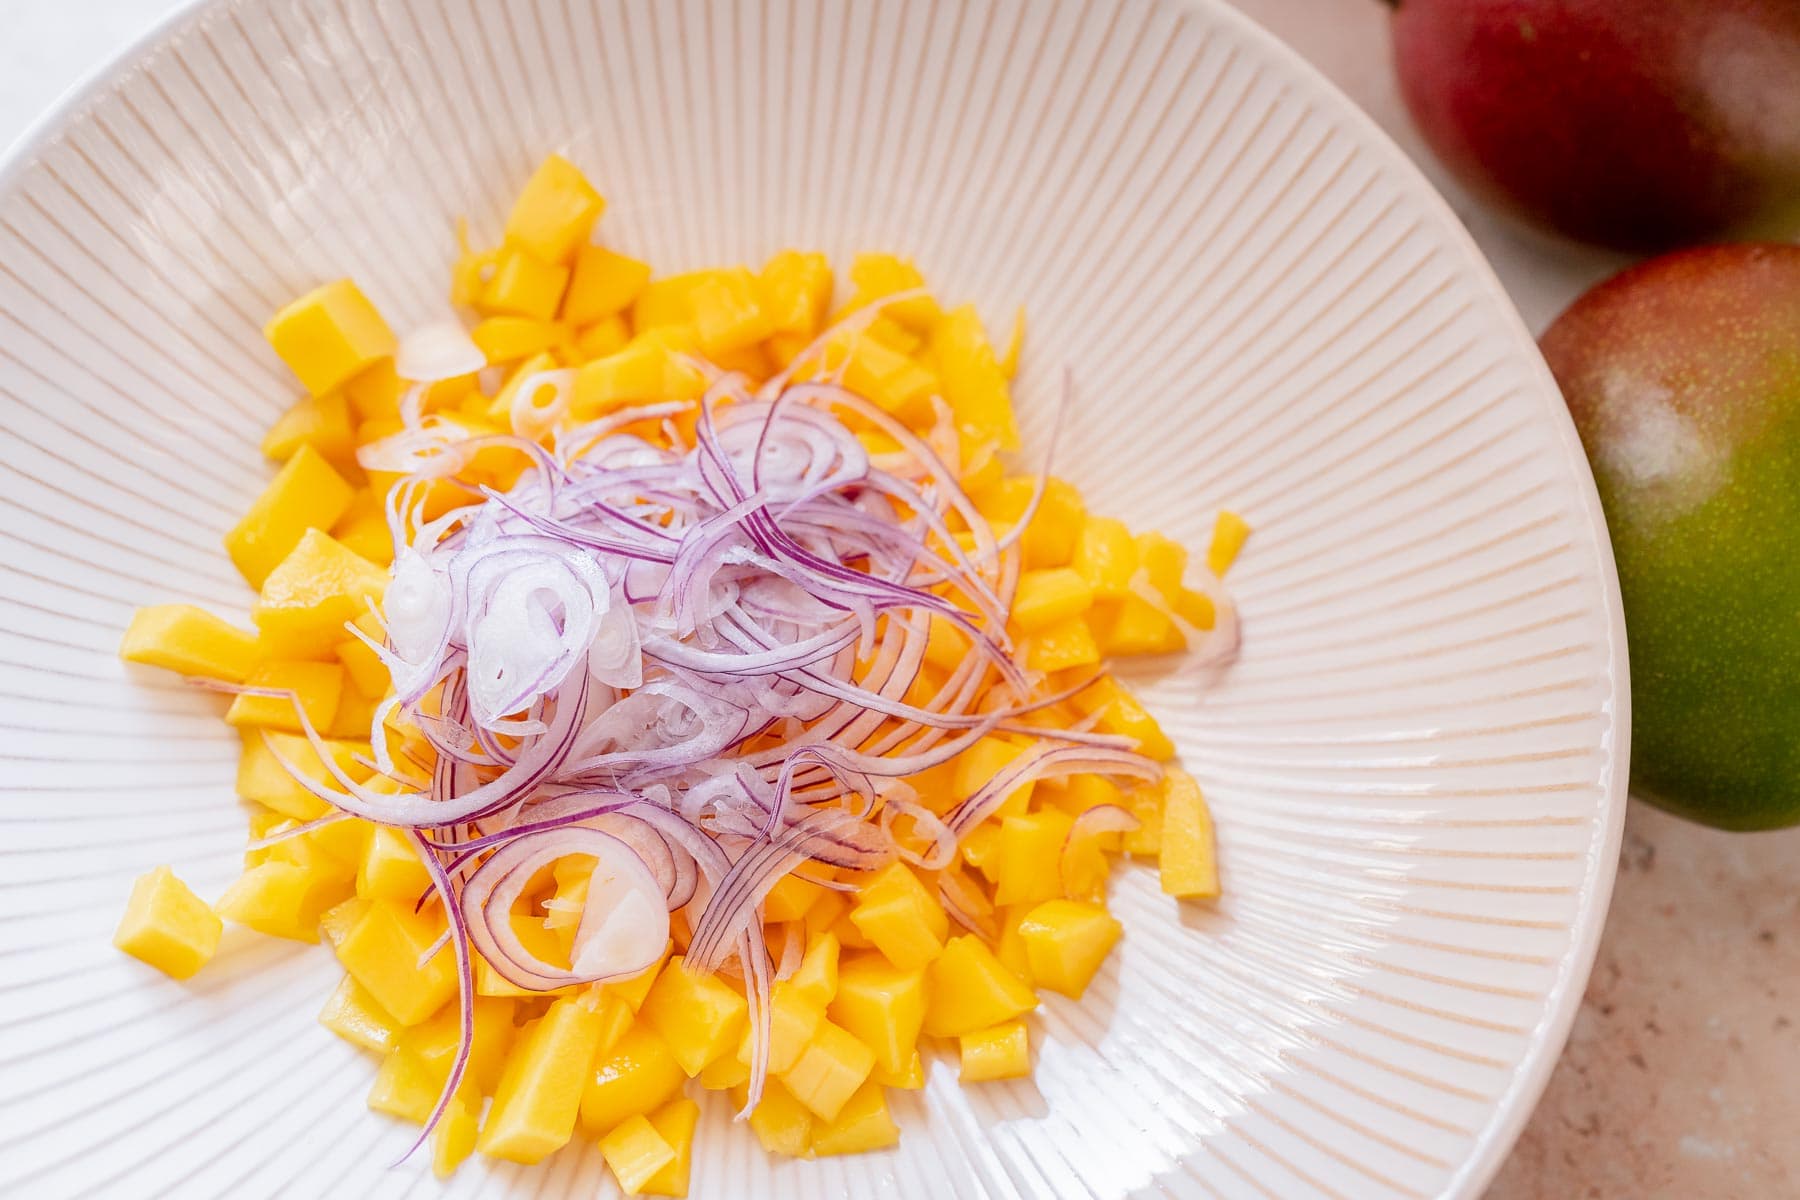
<box><xmin>735</xmin><ymin>981</ymin><xmax>824</xmax><ymax>1074</ymax></box>
<box><xmin>264</xmin><ymin>278</ymin><xmax>396</xmax><ymax>396</ymax></box>
<box><xmin>631</xmin><ymin>271</ymin><xmax>720</xmax><ymax>330</ymax></box>
<box><xmin>929</xmin><ymin>305</ymin><xmax>1018</xmax><ymax>451</ymax></box>
<box><xmin>1044</xmin><ymin>772</ymin><xmax>1125</xmax><ymax>818</ymax></box>
<box><xmin>847</xmin><ymin>252</ymin><xmax>940</xmax><ymax>330</ymax></box>
<box><xmin>870</xmin><ymin>1049</ymin><xmax>924</xmax><ymax>1090</ymax></box>
<box><xmin>214</xmin><ymin>858</ymin><xmax>349</xmax><ymax>943</ymax></box>
<box><xmin>330</xmin><ymin>491</ymin><xmax>393</xmax><ymax>567</ymax></box>
<box><xmin>1123</xmin><ymin>784</ymin><xmax>1164</xmax><ymax>857</ymax></box>
<box><xmin>1018</xmin><ymin>900</ymin><xmax>1123</xmax><ymax>999</ymax></box>
<box><xmin>1071</xmin><ymin>516</ymin><xmax>1137</xmax><ymax>598</ymax></box>
<box><xmin>358</xmin><ymin>824</ymin><xmax>432</xmax><ymax>904</ymax></box>
<box><xmin>791</xmin><ymin>931</ymin><xmax>840</xmax><ymax>1006</ymax></box>
<box><xmin>923</xmin><ymin>935</ymin><xmax>1037</xmax><ymax>1038</ymax></box>
<box><xmin>252</xmin><ymin>528</ymin><xmax>388</xmax><ymax>658</ymax></box>
<box><xmin>778</xmin><ymin>1018</ymin><xmax>875</xmax><ymax>1122</ymax></box>
<box><xmin>952</xmin><ymin>737</ymin><xmax>1035</xmax><ymax>820</ymax></box>
<box><xmin>993</xmin><ymin>810</ymin><xmax>1074</xmax><ymax>907</ymax></box>
<box><xmin>335</xmin><ymin>898</ymin><xmax>456</xmax><ymax>1025</ymax></box>
<box><xmin>333</xmin><ymin>613</ymin><xmax>390</xmax><ymax>699</ymax></box>
<box><xmin>1024</xmin><ymin>616</ymin><xmax>1101</xmax><ymax>674</ymax></box>
<box><xmin>763</xmin><ymin>874</ymin><xmax>826</xmax><ymax>923</ymax></box>
<box><xmin>1091</xmin><ymin>595</ymin><xmax>1184</xmax><ymax>657</ymax></box>
<box><xmin>1080</xmin><ymin>678</ymin><xmax>1175</xmax><ymax>761</ymax></box>
<box><xmin>691</xmin><ymin>266</ymin><xmax>775</xmax><ymax>356</ymax></box>
<box><xmin>318</xmin><ymin>972</ymin><xmax>403</xmax><ymax>1053</ymax></box>
<box><xmin>959</xmin><ymin>1020</ymin><xmax>1030</xmax><ymax>1082</ymax></box>
<box><xmin>580</xmin><ymin>1024</ymin><xmax>688</xmax><ymax>1134</ymax></box>
<box><xmin>504</xmin><ymin>154</ymin><xmax>605</xmax><ymax>264</ymax></box>
<box><xmin>758</xmin><ymin>250</ymin><xmax>832</xmax><ymax>337</ymax></box>
<box><xmin>481</xmin><ymin>246</ymin><xmax>570</xmax><ymax>320</ymax></box>
<box><xmin>697</xmin><ymin>1053</ymin><xmax>749</xmax><ymax>1091</ymax></box>
<box><xmin>810</xmin><ymin>1081</ymin><xmax>900</xmax><ymax>1156</ymax></box>
<box><xmin>317</xmin><ymin>895</ymin><xmax>371</xmax><ymax>946</ymax></box>
<box><xmin>368</xmin><ymin>1045</ymin><xmax>439</xmax><ymax>1124</ymax></box>
<box><xmin>112</xmin><ymin>865</ymin><xmax>221</xmax><ymax>980</ymax></box>
<box><xmin>571</xmin><ymin>336</ymin><xmax>706</xmax><ymax>418</ymax></box>
<box><xmin>261</xmin><ymin>391</ymin><xmax>356</xmax><ymax>470</ymax></box>
<box><xmin>223</xmin><ymin>660</ymin><xmax>344</xmax><ymax>734</ymax></box>
<box><xmin>224</xmin><ymin>444</ymin><xmax>355</xmax><ymax>588</ymax></box>
<box><xmin>479</xmin><ymin>996</ymin><xmax>611</xmax><ymax>1163</ymax></box>
<box><xmin>636</xmin><ymin>958</ymin><xmax>747</xmax><ymax>1078</ymax></box>
<box><xmin>120</xmin><ymin>605</ymin><xmax>260</xmax><ymax>683</ymax></box>
<box><xmin>601</xmin><ymin>1113</ymin><xmax>677</xmax><ymax>1194</ymax></box>
<box><xmin>343</xmin><ymin>358</ymin><xmax>402</xmax><ymax>421</ymax></box>
<box><xmin>1207</xmin><ymin>510</ymin><xmax>1252</xmax><ymax>576</ymax></box>
<box><xmin>1010</xmin><ymin>568</ymin><xmax>1095</xmax><ymax>632</ymax></box>
<box><xmin>1158</xmin><ymin>768</ymin><xmax>1219</xmax><ymax>899</ymax></box>
<box><xmin>812</xmin><ymin>332</ymin><xmax>937</xmax><ymax>426</ymax></box>
<box><xmin>573</xmin><ymin>314</ymin><xmax>631</xmax><ymax>361</ymax></box>
<box><xmin>848</xmin><ymin>892</ymin><xmax>945</xmax><ymax>973</ymax></box>
<box><xmin>747</xmin><ymin>1079</ymin><xmax>813</xmax><ymax>1157</ymax></box>
<box><xmin>563</xmin><ymin>245</ymin><xmax>651</xmax><ymax>325</ymax></box>
<box><xmin>640</xmin><ymin>1097</ymin><xmax>701</xmax><ymax>1196</ymax></box>
<box><xmin>431</xmin><ymin>1086</ymin><xmax>481</xmax><ymax>1179</ymax></box>
<box><xmin>829</xmin><ymin>955</ymin><xmax>925</xmax><ymax>1076</ymax></box>
<box><xmin>471</xmin><ymin>315</ymin><xmax>560</xmax><ymax>363</ymax></box>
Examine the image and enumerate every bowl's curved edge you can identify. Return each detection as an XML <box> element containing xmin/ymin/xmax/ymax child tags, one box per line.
<box><xmin>1181</xmin><ymin>2</ymin><xmax>1632</xmax><ymax>1197</ymax></box>
<box><xmin>0</xmin><ymin>1</ymin><xmax>1632</xmax><ymax>1196</ymax></box>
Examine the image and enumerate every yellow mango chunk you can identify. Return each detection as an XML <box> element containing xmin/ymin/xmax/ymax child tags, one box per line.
<box><xmin>112</xmin><ymin>866</ymin><xmax>221</xmax><ymax>980</ymax></box>
<box><xmin>368</xmin><ymin>1045</ymin><xmax>439</xmax><ymax>1124</ymax></box>
<box><xmin>223</xmin><ymin>660</ymin><xmax>344</xmax><ymax>734</ymax></box>
<box><xmin>829</xmin><ymin>954</ymin><xmax>925</xmax><ymax>1076</ymax></box>
<box><xmin>631</xmin><ymin>270</ymin><xmax>723</xmax><ymax>330</ymax></box>
<box><xmin>763</xmin><ymin>874</ymin><xmax>825</xmax><ymax>923</ymax></box>
<box><xmin>335</xmin><ymin>898</ymin><xmax>455</xmax><ymax>1025</ymax></box>
<box><xmin>923</xmin><ymin>935</ymin><xmax>1037</xmax><ymax>1038</ymax></box>
<box><xmin>1010</xmin><ymin>568</ymin><xmax>1095</xmax><ymax>633</ymax></box>
<box><xmin>692</xmin><ymin>266</ymin><xmax>776</xmax><ymax>356</ymax></box>
<box><xmin>959</xmin><ymin>1020</ymin><xmax>1029</xmax><ymax>1082</ymax></box>
<box><xmin>252</xmin><ymin>528</ymin><xmax>388</xmax><ymax>659</ymax></box>
<box><xmin>810</xmin><ymin>1081</ymin><xmax>899</xmax><ymax>1156</ymax></box>
<box><xmin>1071</xmin><ymin>516</ymin><xmax>1137</xmax><ymax>598</ymax></box>
<box><xmin>697</xmin><ymin>1052</ymin><xmax>749</xmax><ymax>1092</ymax></box>
<box><xmin>605</xmin><ymin>953</ymin><xmax>666</xmax><ymax>1011</ymax></box>
<box><xmin>571</xmin><ymin>335</ymin><xmax>707</xmax><ymax>418</ymax></box>
<box><xmin>471</xmin><ymin>315</ymin><xmax>560</xmax><ymax>363</ymax></box>
<box><xmin>504</xmin><ymin>153</ymin><xmax>605</xmax><ymax>264</ymax></box>
<box><xmin>343</xmin><ymin>358</ymin><xmax>402</xmax><ymax>421</ymax></box>
<box><xmin>1158</xmin><ymin>768</ymin><xmax>1220</xmax><ymax>899</ymax></box>
<box><xmin>1092</xmin><ymin>594</ymin><xmax>1184</xmax><ymax>657</ymax></box>
<box><xmin>952</xmin><ymin>737</ymin><xmax>1035</xmax><ymax>821</ymax></box>
<box><xmin>959</xmin><ymin>823</ymin><xmax>1001</xmax><ymax>879</ymax></box>
<box><xmin>1023</xmin><ymin>616</ymin><xmax>1100</xmax><ymax>674</ymax></box>
<box><xmin>224</xmin><ymin>444</ymin><xmax>355</xmax><ymax>588</ymax></box>
<box><xmin>747</xmin><ymin>1079</ymin><xmax>813</xmax><ymax>1157</ymax></box>
<box><xmin>791</xmin><ymin>931</ymin><xmax>840</xmax><ymax>1006</ymax></box>
<box><xmin>1018</xmin><ymin>900</ymin><xmax>1123</xmax><ymax>999</ymax></box>
<box><xmin>318</xmin><ymin>972</ymin><xmax>403</xmax><ymax>1053</ymax></box>
<box><xmin>1079</xmin><ymin>677</ymin><xmax>1174</xmax><ymax>761</ymax></box>
<box><xmin>870</xmin><ymin>1049</ymin><xmax>924</xmax><ymax>1090</ymax></box>
<box><xmin>317</xmin><ymin>895</ymin><xmax>370</xmax><ymax>946</ymax></box>
<box><xmin>848</xmin><ymin>864</ymin><xmax>947</xmax><ymax>972</ymax></box>
<box><xmin>809</xmin><ymin>331</ymin><xmax>937</xmax><ymax>426</ymax></box>
<box><xmin>640</xmin><ymin>957</ymin><xmax>749</xmax><ymax>1076</ymax></box>
<box><xmin>1123</xmin><ymin>784</ymin><xmax>1165</xmax><ymax>856</ymax></box>
<box><xmin>431</xmin><ymin>1086</ymin><xmax>481</xmax><ymax>1179</ymax></box>
<box><xmin>600</xmin><ymin>1113</ymin><xmax>677</xmax><ymax>1194</ymax></box>
<box><xmin>640</xmin><ymin>1097</ymin><xmax>701</xmax><ymax>1196</ymax></box>
<box><xmin>358</xmin><ymin>824</ymin><xmax>432</xmax><ymax>904</ymax></box>
<box><xmin>993</xmin><ymin>810</ymin><xmax>1074</xmax><ymax>906</ymax></box>
<box><xmin>261</xmin><ymin>391</ymin><xmax>356</xmax><ymax>471</ymax></box>
<box><xmin>1207</xmin><ymin>510</ymin><xmax>1252</xmax><ymax>577</ymax></box>
<box><xmin>735</xmin><ymin>981</ymin><xmax>824</xmax><ymax>1074</ymax></box>
<box><xmin>779</xmin><ymin>1017</ymin><xmax>875</xmax><ymax>1123</ymax></box>
<box><xmin>1044</xmin><ymin>772</ymin><xmax>1124</xmax><ymax>818</ymax></box>
<box><xmin>580</xmin><ymin>1024</ymin><xmax>688</xmax><ymax>1134</ymax></box>
<box><xmin>564</xmin><ymin>245</ymin><xmax>652</xmax><ymax>325</ymax></box>
<box><xmin>264</xmin><ymin>278</ymin><xmax>396</xmax><ymax>396</ymax></box>
<box><xmin>237</xmin><ymin>729</ymin><xmax>370</xmax><ymax>821</ymax></box>
<box><xmin>214</xmin><ymin>858</ymin><xmax>350</xmax><ymax>943</ymax></box>
<box><xmin>481</xmin><ymin>245</ymin><xmax>570</xmax><ymax>320</ymax></box>
<box><xmin>574</xmin><ymin>315</ymin><xmax>631</xmax><ymax>362</ymax></box>
<box><xmin>330</xmin><ymin>491</ymin><xmax>393</xmax><ymax>567</ymax></box>
<box><xmin>119</xmin><ymin>605</ymin><xmax>260</xmax><ymax>683</ymax></box>
<box><xmin>333</xmin><ymin>613</ymin><xmax>389</xmax><ymax>699</ymax></box>
<box><xmin>928</xmin><ymin>306</ymin><xmax>1017</xmax><ymax>448</ymax></box>
<box><xmin>758</xmin><ymin>250</ymin><xmax>832</xmax><ymax>337</ymax></box>
<box><xmin>847</xmin><ymin>252</ymin><xmax>940</xmax><ymax>330</ymax></box>
<box><xmin>479</xmin><ymin>996</ymin><xmax>611</xmax><ymax>1163</ymax></box>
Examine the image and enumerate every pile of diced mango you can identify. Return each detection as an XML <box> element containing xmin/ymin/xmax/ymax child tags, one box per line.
<box><xmin>111</xmin><ymin>155</ymin><xmax>1241</xmax><ymax>1192</ymax></box>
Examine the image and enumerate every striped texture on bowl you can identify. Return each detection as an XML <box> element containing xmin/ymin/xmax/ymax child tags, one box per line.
<box><xmin>0</xmin><ymin>1</ymin><xmax>1626</xmax><ymax>1197</ymax></box>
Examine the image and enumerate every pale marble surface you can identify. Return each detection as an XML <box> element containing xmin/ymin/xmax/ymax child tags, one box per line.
<box><xmin>2</xmin><ymin>2</ymin><xmax>1792</xmax><ymax>1197</ymax></box>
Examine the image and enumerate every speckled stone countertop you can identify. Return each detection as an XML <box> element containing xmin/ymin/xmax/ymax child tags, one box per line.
<box><xmin>4</xmin><ymin>3</ymin><xmax>1794</xmax><ymax>1196</ymax></box>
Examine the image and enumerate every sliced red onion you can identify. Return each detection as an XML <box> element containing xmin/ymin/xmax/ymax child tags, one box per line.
<box><xmin>396</xmin><ymin>320</ymin><xmax>487</xmax><ymax>383</ymax></box>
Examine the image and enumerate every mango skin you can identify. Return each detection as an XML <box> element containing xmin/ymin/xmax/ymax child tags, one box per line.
<box><xmin>1542</xmin><ymin>243</ymin><xmax>1800</xmax><ymax>829</ymax></box>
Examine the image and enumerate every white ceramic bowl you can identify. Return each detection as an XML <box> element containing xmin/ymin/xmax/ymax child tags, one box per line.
<box><xmin>0</xmin><ymin>1</ymin><xmax>1628</xmax><ymax>1197</ymax></box>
